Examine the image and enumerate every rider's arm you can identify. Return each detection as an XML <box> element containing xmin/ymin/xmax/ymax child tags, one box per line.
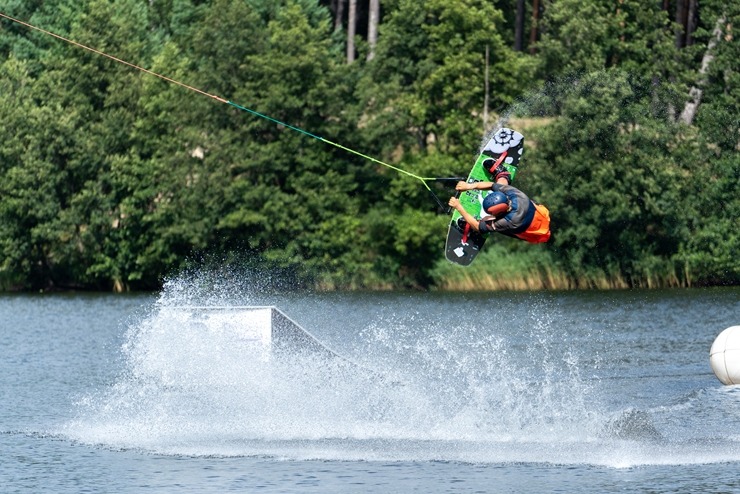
<box><xmin>455</xmin><ymin>181</ymin><xmax>495</xmax><ymax>192</ymax></box>
<box><xmin>448</xmin><ymin>197</ymin><xmax>483</xmax><ymax>232</ymax></box>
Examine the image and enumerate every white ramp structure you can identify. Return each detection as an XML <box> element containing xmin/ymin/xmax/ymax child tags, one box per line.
<box><xmin>165</xmin><ymin>306</ymin><xmax>343</xmax><ymax>358</ymax></box>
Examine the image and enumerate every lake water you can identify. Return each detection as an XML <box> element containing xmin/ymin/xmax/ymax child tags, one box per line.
<box><xmin>2</xmin><ymin>273</ymin><xmax>739</xmax><ymax>493</ymax></box>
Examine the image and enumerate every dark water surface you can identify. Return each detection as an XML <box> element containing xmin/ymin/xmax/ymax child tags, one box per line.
<box><xmin>1</xmin><ymin>284</ymin><xmax>739</xmax><ymax>493</ymax></box>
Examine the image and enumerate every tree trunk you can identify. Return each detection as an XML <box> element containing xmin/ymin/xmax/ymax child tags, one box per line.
<box><xmin>367</xmin><ymin>0</ymin><xmax>380</xmax><ymax>61</ymax></box>
<box><xmin>529</xmin><ymin>0</ymin><xmax>540</xmax><ymax>54</ymax></box>
<box><xmin>680</xmin><ymin>15</ymin><xmax>725</xmax><ymax>125</ymax></box>
<box><xmin>514</xmin><ymin>0</ymin><xmax>525</xmax><ymax>51</ymax></box>
<box><xmin>333</xmin><ymin>0</ymin><xmax>345</xmax><ymax>33</ymax></box>
<box><xmin>347</xmin><ymin>0</ymin><xmax>357</xmax><ymax>63</ymax></box>
<box><xmin>611</xmin><ymin>0</ymin><xmax>625</xmax><ymax>67</ymax></box>
<box><xmin>685</xmin><ymin>0</ymin><xmax>698</xmax><ymax>46</ymax></box>
<box><xmin>484</xmin><ymin>44</ymin><xmax>490</xmax><ymax>130</ymax></box>
<box><xmin>674</xmin><ymin>0</ymin><xmax>688</xmax><ymax>48</ymax></box>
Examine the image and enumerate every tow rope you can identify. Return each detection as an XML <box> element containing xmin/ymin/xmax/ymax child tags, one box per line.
<box><xmin>0</xmin><ymin>11</ymin><xmax>457</xmax><ymax>210</ymax></box>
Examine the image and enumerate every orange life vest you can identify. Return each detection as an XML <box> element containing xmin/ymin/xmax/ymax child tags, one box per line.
<box><xmin>514</xmin><ymin>203</ymin><xmax>551</xmax><ymax>243</ymax></box>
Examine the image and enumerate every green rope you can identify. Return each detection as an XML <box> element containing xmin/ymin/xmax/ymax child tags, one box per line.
<box><xmin>0</xmin><ymin>12</ymin><xmax>441</xmax><ymax>194</ymax></box>
<box><xmin>320</xmin><ymin>138</ymin><xmax>433</xmax><ymax>190</ymax></box>
<box><xmin>225</xmin><ymin>101</ymin><xmax>433</xmax><ymax>191</ymax></box>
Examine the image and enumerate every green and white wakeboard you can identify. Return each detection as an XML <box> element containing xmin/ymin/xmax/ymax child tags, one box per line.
<box><xmin>444</xmin><ymin>128</ymin><xmax>524</xmax><ymax>266</ymax></box>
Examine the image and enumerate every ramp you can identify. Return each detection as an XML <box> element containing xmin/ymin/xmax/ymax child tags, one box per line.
<box><xmin>165</xmin><ymin>306</ymin><xmax>344</xmax><ymax>359</ymax></box>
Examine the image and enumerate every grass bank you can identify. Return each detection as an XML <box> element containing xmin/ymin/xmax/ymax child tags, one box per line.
<box><xmin>429</xmin><ymin>241</ymin><xmax>694</xmax><ymax>291</ymax></box>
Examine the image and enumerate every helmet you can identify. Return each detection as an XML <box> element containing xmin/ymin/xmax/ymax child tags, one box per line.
<box><xmin>482</xmin><ymin>191</ymin><xmax>509</xmax><ymax>217</ymax></box>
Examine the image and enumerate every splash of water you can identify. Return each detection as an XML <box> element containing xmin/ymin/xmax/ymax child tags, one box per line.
<box><xmin>63</xmin><ymin>273</ymin><xmax>608</xmax><ymax>456</ymax></box>
<box><xmin>63</xmin><ymin>268</ymin><xmax>719</xmax><ymax>465</ymax></box>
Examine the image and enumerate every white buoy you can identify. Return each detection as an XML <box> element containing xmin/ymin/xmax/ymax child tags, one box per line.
<box><xmin>710</xmin><ymin>326</ymin><xmax>740</xmax><ymax>385</ymax></box>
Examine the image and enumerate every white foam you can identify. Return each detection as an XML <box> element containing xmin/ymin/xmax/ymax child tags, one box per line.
<box><xmin>61</xmin><ymin>270</ymin><xmax>740</xmax><ymax>466</ymax></box>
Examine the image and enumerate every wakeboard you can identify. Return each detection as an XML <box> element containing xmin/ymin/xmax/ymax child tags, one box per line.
<box><xmin>444</xmin><ymin>128</ymin><xmax>524</xmax><ymax>266</ymax></box>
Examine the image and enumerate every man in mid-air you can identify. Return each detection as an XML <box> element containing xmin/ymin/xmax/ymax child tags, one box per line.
<box><xmin>448</xmin><ymin>159</ymin><xmax>551</xmax><ymax>244</ymax></box>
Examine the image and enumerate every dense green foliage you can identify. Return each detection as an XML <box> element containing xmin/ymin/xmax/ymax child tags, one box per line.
<box><xmin>0</xmin><ymin>0</ymin><xmax>737</xmax><ymax>291</ymax></box>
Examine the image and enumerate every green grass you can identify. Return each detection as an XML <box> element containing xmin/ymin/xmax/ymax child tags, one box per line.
<box><xmin>429</xmin><ymin>239</ymin><xmax>691</xmax><ymax>291</ymax></box>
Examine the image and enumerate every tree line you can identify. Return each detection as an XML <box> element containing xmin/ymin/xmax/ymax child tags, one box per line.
<box><xmin>0</xmin><ymin>0</ymin><xmax>737</xmax><ymax>291</ymax></box>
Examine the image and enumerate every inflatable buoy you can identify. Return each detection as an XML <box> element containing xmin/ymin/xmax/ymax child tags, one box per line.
<box><xmin>710</xmin><ymin>326</ymin><xmax>740</xmax><ymax>385</ymax></box>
